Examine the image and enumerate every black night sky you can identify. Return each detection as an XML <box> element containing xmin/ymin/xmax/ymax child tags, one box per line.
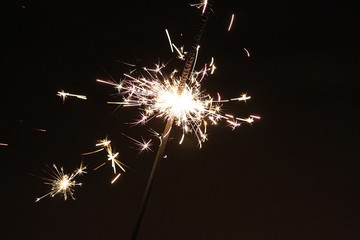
<box><xmin>1</xmin><ymin>1</ymin><xmax>359</xmax><ymax>239</ymax></box>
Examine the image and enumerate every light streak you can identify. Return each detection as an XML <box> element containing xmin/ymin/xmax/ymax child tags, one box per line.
<box><xmin>81</xmin><ymin>148</ymin><xmax>104</xmax><ymax>156</ymax></box>
<box><xmin>191</xmin><ymin>45</ymin><xmax>201</xmax><ymax>77</ymax></box>
<box><xmin>57</xmin><ymin>90</ymin><xmax>87</xmax><ymax>103</ymax></box>
<box><xmin>165</xmin><ymin>29</ymin><xmax>174</xmax><ymax>53</ymax></box>
<box><xmin>106</xmin><ymin>145</ymin><xmax>122</xmax><ymax>174</ymax></box>
<box><xmin>34</xmin><ymin>128</ymin><xmax>47</xmax><ymax>132</ymax></box>
<box><xmin>209</xmin><ymin>57</ymin><xmax>214</xmax><ymax>66</ymax></box>
<box><xmin>96</xmin><ymin>78</ymin><xmax>120</xmax><ymax>87</ymax></box>
<box><xmin>93</xmin><ymin>162</ymin><xmax>106</xmax><ymax>171</ymax></box>
<box><xmin>244</xmin><ymin>48</ymin><xmax>250</xmax><ymax>57</ymax></box>
<box><xmin>209</xmin><ymin>57</ymin><xmax>216</xmax><ymax>74</ymax></box>
<box><xmin>230</xmin><ymin>93</ymin><xmax>251</xmax><ymax>102</ymax></box>
<box><xmin>35</xmin><ymin>162</ymin><xmax>86</xmax><ymax>202</ymax></box>
<box><xmin>228</xmin><ymin>14</ymin><xmax>235</xmax><ymax>31</ymax></box>
<box><xmin>250</xmin><ymin>115</ymin><xmax>261</xmax><ymax>119</ymax></box>
<box><xmin>122</xmin><ymin>133</ymin><xmax>153</xmax><ymax>154</ymax></box>
<box><xmin>0</xmin><ymin>143</ymin><xmax>8</xmax><ymax>147</ymax></box>
<box><xmin>111</xmin><ymin>173</ymin><xmax>121</xmax><ymax>184</ymax></box>
<box><xmin>190</xmin><ymin>0</ymin><xmax>208</xmax><ymax>15</ymax></box>
<box><xmin>96</xmin><ymin>138</ymin><xmax>111</xmax><ymax>148</ymax></box>
<box><xmin>172</xmin><ymin>44</ymin><xmax>186</xmax><ymax>60</ymax></box>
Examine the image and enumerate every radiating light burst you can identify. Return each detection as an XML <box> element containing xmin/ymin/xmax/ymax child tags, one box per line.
<box><xmin>98</xmin><ymin>55</ymin><xmax>259</xmax><ymax>148</ymax></box>
<box><xmin>35</xmin><ymin>162</ymin><xmax>87</xmax><ymax>202</ymax></box>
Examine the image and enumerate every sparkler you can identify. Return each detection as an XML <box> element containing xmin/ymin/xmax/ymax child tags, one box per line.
<box><xmin>33</xmin><ymin>2</ymin><xmax>259</xmax><ymax>240</ymax></box>
<box><xmin>129</xmin><ymin>1</ymin><xmax>220</xmax><ymax>239</ymax></box>
<box><xmin>35</xmin><ymin>162</ymin><xmax>86</xmax><ymax>202</ymax></box>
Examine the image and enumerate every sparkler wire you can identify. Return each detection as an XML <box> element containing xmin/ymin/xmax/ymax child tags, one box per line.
<box><xmin>130</xmin><ymin>118</ymin><xmax>174</xmax><ymax>240</ymax></box>
<box><xmin>130</xmin><ymin>1</ymin><xmax>213</xmax><ymax>239</ymax></box>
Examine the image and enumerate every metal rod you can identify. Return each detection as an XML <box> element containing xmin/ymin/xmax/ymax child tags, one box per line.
<box><xmin>130</xmin><ymin>118</ymin><xmax>174</xmax><ymax>240</ymax></box>
<box><xmin>130</xmin><ymin>2</ymin><xmax>213</xmax><ymax>239</ymax></box>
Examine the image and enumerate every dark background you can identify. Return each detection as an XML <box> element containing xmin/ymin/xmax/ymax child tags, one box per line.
<box><xmin>1</xmin><ymin>0</ymin><xmax>359</xmax><ymax>239</ymax></box>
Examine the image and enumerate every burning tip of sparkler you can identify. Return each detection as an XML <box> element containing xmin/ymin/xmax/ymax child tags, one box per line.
<box><xmin>101</xmin><ymin>58</ymin><xmax>257</xmax><ymax>147</ymax></box>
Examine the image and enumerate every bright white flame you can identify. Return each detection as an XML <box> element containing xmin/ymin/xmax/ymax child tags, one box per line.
<box><xmin>98</xmin><ymin>55</ymin><xmax>258</xmax><ymax>147</ymax></box>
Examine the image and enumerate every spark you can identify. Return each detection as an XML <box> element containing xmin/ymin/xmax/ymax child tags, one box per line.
<box><xmin>57</xmin><ymin>90</ymin><xmax>87</xmax><ymax>103</ymax></box>
<box><xmin>34</xmin><ymin>128</ymin><xmax>47</xmax><ymax>132</ymax></box>
<box><xmin>0</xmin><ymin>143</ymin><xmax>8</xmax><ymax>147</ymax></box>
<box><xmin>190</xmin><ymin>0</ymin><xmax>208</xmax><ymax>15</ymax></box>
<box><xmin>81</xmin><ymin>138</ymin><xmax>128</xmax><ymax>178</ymax></box>
<box><xmin>209</xmin><ymin>57</ymin><xmax>216</xmax><ymax>74</ymax></box>
<box><xmin>165</xmin><ymin>29</ymin><xmax>174</xmax><ymax>53</ymax></box>
<box><xmin>105</xmin><ymin>144</ymin><xmax>125</xmax><ymax>174</ymax></box>
<box><xmin>209</xmin><ymin>57</ymin><xmax>214</xmax><ymax>66</ymax></box>
<box><xmin>228</xmin><ymin>14</ymin><xmax>235</xmax><ymax>31</ymax></box>
<box><xmin>35</xmin><ymin>162</ymin><xmax>87</xmax><ymax>202</ymax></box>
<box><xmin>250</xmin><ymin>115</ymin><xmax>261</xmax><ymax>119</ymax></box>
<box><xmin>96</xmin><ymin>138</ymin><xmax>127</xmax><ymax>175</ymax></box>
<box><xmin>81</xmin><ymin>148</ymin><xmax>104</xmax><ymax>156</ymax></box>
<box><xmin>244</xmin><ymin>48</ymin><xmax>251</xmax><ymax>57</ymax></box>
<box><xmin>172</xmin><ymin>44</ymin><xmax>186</xmax><ymax>60</ymax></box>
<box><xmin>93</xmin><ymin>162</ymin><xmax>106</xmax><ymax>171</ymax></box>
<box><xmin>96</xmin><ymin>138</ymin><xmax>111</xmax><ymax>148</ymax></box>
<box><xmin>122</xmin><ymin>133</ymin><xmax>153</xmax><ymax>154</ymax></box>
<box><xmin>191</xmin><ymin>45</ymin><xmax>201</xmax><ymax>77</ymax></box>
<box><xmin>96</xmin><ymin>78</ymin><xmax>120</xmax><ymax>87</ymax></box>
<box><xmin>111</xmin><ymin>173</ymin><xmax>121</xmax><ymax>184</ymax></box>
<box><xmin>230</xmin><ymin>93</ymin><xmax>251</xmax><ymax>102</ymax></box>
